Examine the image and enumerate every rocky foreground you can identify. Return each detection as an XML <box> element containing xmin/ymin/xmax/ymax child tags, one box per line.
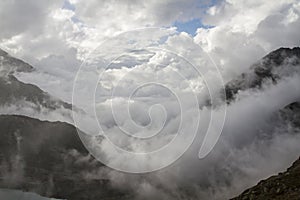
<box><xmin>232</xmin><ymin>157</ymin><xmax>300</xmax><ymax>200</ymax></box>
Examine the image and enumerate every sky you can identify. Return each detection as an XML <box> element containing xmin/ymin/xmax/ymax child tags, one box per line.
<box><xmin>0</xmin><ymin>0</ymin><xmax>299</xmax><ymax>72</ymax></box>
<box><xmin>174</xmin><ymin>18</ymin><xmax>214</xmax><ymax>35</ymax></box>
<box><xmin>0</xmin><ymin>0</ymin><xmax>298</xmax><ymax>105</ymax></box>
<box><xmin>1</xmin><ymin>0</ymin><xmax>300</xmax><ymax>199</ymax></box>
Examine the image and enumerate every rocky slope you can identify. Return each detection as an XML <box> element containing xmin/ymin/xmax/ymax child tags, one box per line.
<box><xmin>225</xmin><ymin>47</ymin><xmax>300</xmax><ymax>102</ymax></box>
<box><xmin>231</xmin><ymin>156</ymin><xmax>300</xmax><ymax>200</ymax></box>
<box><xmin>228</xmin><ymin>63</ymin><xmax>300</xmax><ymax>199</ymax></box>
<box><xmin>227</xmin><ymin>101</ymin><xmax>300</xmax><ymax>200</ymax></box>
<box><xmin>0</xmin><ymin>48</ymin><xmax>71</xmax><ymax>110</ymax></box>
<box><xmin>224</xmin><ymin>47</ymin><xmax>300</xmax><ymax>199</ymax></box>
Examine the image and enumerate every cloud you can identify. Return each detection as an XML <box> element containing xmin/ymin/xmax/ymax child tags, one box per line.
<box><xmin>68</xmin><ymin>24</ymin><xmax>300</xmax><ymax>199</ymax></box>
<box><xmin>0</xmin><ymin>0</ymin><xmax>63</xmax><ymax>39</ymax></box>
<box><xmin>97</xmin><ymin>71</ymin><xmax>300</xmax><ymax>200</ymax></box>
<box><xmin>0</xmin><ymin>0</ymin><xmax>300</xmax><ymax>199</ymax></box>
<box><xmin>195</xmin><ymin>0</ymin><xmax>300</xmax><ymax>81</ymax></box>
<box><xmin>70</xmin><ymin>0</ymin><xmax>210</xmax><ymax>29</ymax></box>
<box><xmin>0</xmin><ymin>99</ymin><xmax>73</xmax><ymax>124</ymax></box>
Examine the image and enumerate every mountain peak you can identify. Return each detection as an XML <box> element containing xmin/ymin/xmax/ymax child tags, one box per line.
<box><xmin>261</xmin><ymin>47</ymin><xmax>300</xmax><ymax>66</ymax></box>
<box><xmin>225</xmin><ymin>46</ymin><xmax>300</xmax><ymax>102</ymax></box>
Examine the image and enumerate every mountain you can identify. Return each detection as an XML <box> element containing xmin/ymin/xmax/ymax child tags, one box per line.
<box><xmin>0</xmin><ymin>47</ymin><xmax>300</xmax><ymax>200</ymax></box>
<box><xmin>231</xmin><ymin>156</ymin><xmax>300</xmax><ymax>200</ymax></box>
<box><xmin>231</xmin><ymin>101</ymin><xmax>300</xmax><ymax>199</ymax></box>
<box><xmin>0</xmin><ymin>48</ymin><xmax>72</xmax><ymax>110</ymax></box>
<box><xmin>0</xmin><ymin>115</ymin><xmax>131</xmax><ymax>200</ymax></box>
<box><xmin>225</xmin><ymin>47</ymin><xmax>300</xmax><ymax>102</ymax></box>
<box><xmin>0</xmin><ymin>49</ymin><xmax>34</xmax><ymax>74</ymax></box>
<box><xmin>0</xmin><ymin>49</ymin><xmax>132</xmax><ymax>200</ymax></box>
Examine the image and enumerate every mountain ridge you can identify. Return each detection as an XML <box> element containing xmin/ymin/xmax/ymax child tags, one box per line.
<box><xmin>231</xmin><ymin>156</ymin><xmax>300</xmax><ymax>200</ymax></box>
<box><xmin>225</xmin><ymin>47</ymin><xmax>300</xmax><ymax>102</ymax></box>
<box><xmin>0</xmin><ymin>48</ymin><xmax>72</xmax><ymax>111</ymax></box>
<box><xmin>0</xmin><ymin>114</ymin><xmax>132</xmax><ymax>200</ymax></box>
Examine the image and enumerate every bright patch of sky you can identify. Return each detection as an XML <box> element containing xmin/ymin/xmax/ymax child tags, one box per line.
<box><xmin>62</xmin><ymin>0</ymin><xmax>75</xmax><ymax>11</ymax></box>
<box><xmin>173</xmin><ymin>0</ymin><xmax>218</xmax><ymax>35</ymax></box>
<box><xmin>174</xmin><ymin>18</ymin><xmax>214</xmax><ymax>35</ymax></box>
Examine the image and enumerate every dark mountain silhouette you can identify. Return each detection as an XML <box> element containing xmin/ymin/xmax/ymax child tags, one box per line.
<box><xmin>230</xmin><ymin>101</ymin><xmax>300</xmax><ymax>199</ymax></box>
<box><xmin>231</xmin><ymin>156</ymin><xmax>300</xmax><ymax>200</ymax></box>
<box><xmin>0</xmin><ymin>115</ymin><xmax>131</xmax><ymax>200</ymax></box>
<box><xmin>225</xmin><ymin>47</ymin><xmax>300</xmax><ymax>102</ymax></box>
<box><xmin>0</xmin><ymin>48</ymin><xmax>72</xmax><ymax>110</ymax></box>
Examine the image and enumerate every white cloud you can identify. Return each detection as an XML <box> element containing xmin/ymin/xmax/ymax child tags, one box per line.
<box><xmin>195</xmin><ymin>0</ymin><xmax>300</xmax><ymax>82</ymax></box>
<box><xmin>1</xmin><ymin>0</ymin><xmax>300</xmax><ymax>199</ymax></box>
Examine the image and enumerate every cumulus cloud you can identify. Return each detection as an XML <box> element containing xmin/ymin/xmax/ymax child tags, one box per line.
<box><xmin>1</xmin><ymin>0</ymin><xmax>300</xmax><ymax>199</ymax></box>
<box><xmin>195</xmin><ymin>0</ymin><xmax>300</xmax><ymax>81</ymax></box>
<box><xmin>94</xmin><ymin>70</ymin><xmax>300</xmax><ymax>200</ymax></box>
<box><xmin>70</xmin><ymin>26</ymin><xmax>300</xmax><ymax>199</ymax></box>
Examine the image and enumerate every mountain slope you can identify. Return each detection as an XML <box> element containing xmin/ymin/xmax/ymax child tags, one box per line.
<box><xmin>225</xmin><ymin>47</ymin><xmax>300</xmax><ymax>102</ymax></box>
<box><xmin>0</xmin><ymin>48</ymin><xmax>71</xmax><ymax>110</ymax></box>
<box><xmin>0</xmin><ymin>47</ymin><xmax>300</xmax><ymax>200</ymax></box>
<box><xmin>0</xmin><ymin>114</ymin><xmax>131</xmax><ymax>200</ymax></box>
<box><xmin>231</xmin><ymin>157</ymin><xmax>300</xmax><ymax>200</ymax></box>
<box><xmin>0</xmin><ymin>49</ymin><xmax>33</xmax><ymax>74</ymax></box>
<box><xmin>230</xmin><ymin>101</ymin><xmax>300</xmax><ymax>199</ymax></box>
